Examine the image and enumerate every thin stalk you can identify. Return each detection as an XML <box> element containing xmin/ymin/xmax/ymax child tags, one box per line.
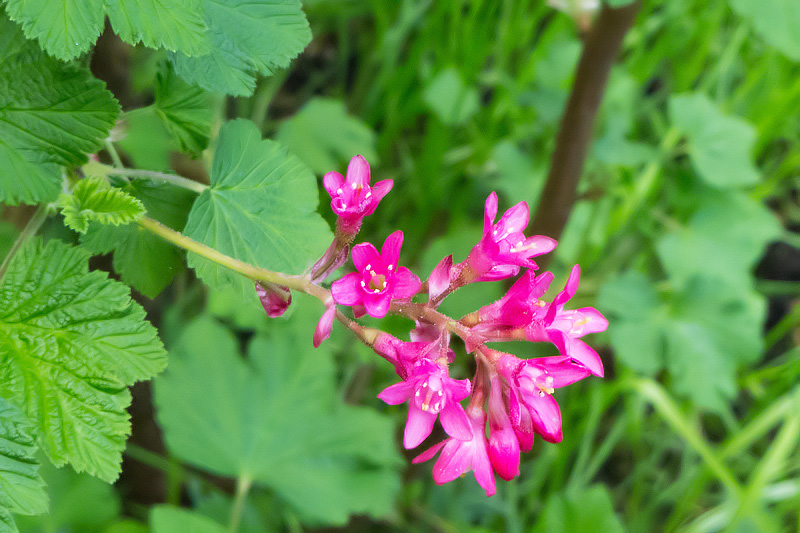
<box><xmin>228</xmin><ymin>474</ymin><xmax>252</xmax><ymax>533</ymax></box>
<box><xmin>105</xmin><ymin>139</ymin><xmax>124</xmax><ymax>168</ymax></box>
<box><xmin>0</xmin><ymin>205</ymin><xmax>49</xmax><ymax>281</ymax></box>
<box><xmin>106</xmin><ymin>168</ymin><xmax>208</xmax><ymax>194</ymax></box>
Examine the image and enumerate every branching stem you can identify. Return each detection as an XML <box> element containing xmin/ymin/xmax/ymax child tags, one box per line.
<box><xmin>107</xmin><ymin>168</ymin><xmax>208</xmax><ymax>194</ymax></box>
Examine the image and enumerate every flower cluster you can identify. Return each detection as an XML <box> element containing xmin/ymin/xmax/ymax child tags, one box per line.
<box><xmin>258</xmin><ymin>155</ymin><xmax>607</xmax><ymax>497</ymax></box>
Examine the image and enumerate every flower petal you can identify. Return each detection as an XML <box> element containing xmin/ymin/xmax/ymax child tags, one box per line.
<box><xmin>412</xmin><ymin>439</ymin><xmax>447</xmax><ymax>464</ymax></box>
<box><xmin>362</xmin><ymin>292</ymin><xmax>391</xmax><ymax>318</ymax></box>
<box><xmin>351</xmin><ymin>242</ymin><xmax>382</xmax><ymax>273</ymax></box>
<box><xmin>391</xmin><ymin>267</ymin><xmax>421</xmax><ymax>299</ymax></box>
<box><xmin>533</xmin><ymin>356</ymin><xmax>592</xmax><ymax>388</ymax></box>
<box><xmin>483</xmin><ymin>192</ymin><xmax>498</xmax><ymax>234</ymax></box>
<box><xmin>377</xmin><ymin>380</ymin><xmax>414</xmax><ymax>405</ymax></box>
<box><xmin>446</xmin><ymin>377</ymin><xmax>471</xmax><ymax>402</ymax></box>
<box><xmin>440</xmin><ymin>402</ymin><xmax>472</xmax><ymax>441</ymax></box>
<box><xmin>404</xmin><ymin>404</ymin><xmax>437</xmax><ymax>449</ymax></box>
<box><xmin>330</xmin><ymin>272</ymin><xmax>363</xmax><ymax>305</ymax></box>
<box><xmin>432</xmin><ymin>439</ymin><xmax>471</xmax><ymax>484</ymax></box>
<box><xmin>471</xmin><ymin>439</ymin><xmax>497</xmax><ymax>497</ymax></box>
<box><xmin>527</xmin><ymin>392</ymin><xmax>562</xmax><ymax>443</ymax></box>
<box><xmin>363</xmin><ymin>179</ymin><xmax>393</xmax><ymax>216</ymax></box>
<box><xmin>312</xmin><ymin>305</ymin><xmax>336</xmax><ymax>348</ymax></box>
<box><xmin>552</xmin><ymin>264</ymin><xmax>581</xmax><ymax>308</ymax></box>
<box><xmin>428</xmin><ymin>254</ymin><xmax>453</xmax><ymax>301</ymax></box>
<box><xmin>573</xmin><ymin>307</ymin><xmax>609</xmax><ymax>335</ymax></box>
<box><xmin>346</xmin><ymin>154</ymin><xmax>370</xmax><ymax>187</ymax></box>
<box><xmin>381</xmin><ymin>230</ymin><xmax>404</xmax><ymax>268</ymax></box>
<box><xmin>323</xmin><ymin>171</ymin><xmax>344</xmax><ymax>198</ymax></box>
<box><xmin>497</xmin><ymin>201</ymin><xmax>529</xmax><ymax>235</ymax></box>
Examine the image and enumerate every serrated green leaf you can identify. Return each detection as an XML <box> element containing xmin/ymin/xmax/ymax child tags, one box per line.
<box><xmin>169</xmin><ymin>0</ymin><xmax>311</xmax><ymax>96</ymax></box>
<box><xmin>0</xmin><ymin>33</ymin><xmax>120</xmax><ymax>205</ymax></box>
<box><xmin>152</xmin><ymin>62</ymin><xmax>216</xmax><ymax>155</ymax></box>
<box><xmin>183</xmin><ymin>119</ymin><xmax>331</xmax><ymax>297</ymax></box>
<box><xmin>277</xmin><ymin>98</ymin><xmax>378</xmax><ymax>175</ymax></box>
<box><xmin>59</xmin><ymin>177</ymin><xmax>145</xmax><ymax>234</ymax></box>
<box><xmin>0</xmin><ymin>238</ymin><xmax>167</xmax><ymax>481</ymax></box>
<box><xmin>81</xmin><ymin>179</ymin><xmax>195</xmax><ymax>299</ymax></box>
<box><xmin>155</xmin><ymin>300</ymin><xmax>402</xmax><ymax>525</ymax></box>
<box><xmin>106</xmin><ymin>0</ymin><xmax>209</xmax><ymax>57</ymax></box>
<box><xmin>423</xmin><ymin>68</ymin><xmax>480</xmax><ymax>126</ymax></box>
<box><xmin>657</xmin><ymin>191</ymin><xmax>781</xmax><ymax>289</ymax></box>
<box><xmin>4</xmin><ymin>0</ymin><xmax>208</xmax><ymax>61</ymax></box>
<box><xmin>150</xmin><ymin>506</ymin><xmax>226</xmax><ymax>533</ymax></box>
<box><xmin>0</xmin><ymin>397</ymin><xmax>47</xmax><ymax>530</ymax></box>
<box><xmin>730</xmin><ymin>0</ymin><xmax>800</xmax><ymax>61</ymax></box>
<box><xmin>669</xmin><ymin>93</ymin><xmax>760</xmax><ymax>188</ymax></box>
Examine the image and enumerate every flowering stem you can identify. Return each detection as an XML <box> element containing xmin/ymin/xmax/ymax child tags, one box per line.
<box><xmin>107</xmin><ymin>168</ymin><xmax>208</xmax><ymax>194</ymax></box>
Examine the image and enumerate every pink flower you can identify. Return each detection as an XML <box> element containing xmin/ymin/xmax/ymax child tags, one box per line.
<box><xmin>498</xmin><ymin>354</ymin><xmax>590</xmax><ymax>444</ymax></box>
<box><xmin>330</xmin><ymin>230</ymin><xmax>421</xmax><ymax>318</ymax></box>
<box><xmin>537</xmin><ymin>265</ymin><xmax>608</xmax><ymax>377</ymax></box>
<box><xmin>313</xmin><ymin>303</ymin><xmax>336</xmax><ymax>348</ymax></box>
<box><xmin>413</xmin><ymin>406</ymin><xmax>496</xmax><ymax>497</ymax></box>
<box><xmin>378</xmin><ymin>357</ymin><xmax>472</xmax><ymax>448</ymax></box>
<box><xmin>255</xmin><ymin>282</ymin><xmax>291</xmax><ymax>317</ymax></box>
<box><xmin>462</xmin><ymin>192</ymin><xmax>557</xmax><ymax>282</ymax></box>
<box><xmin>487</xmin><ymin>374</ymin><xmax>520</xmax><ymax>481</ymax></box>
<box><xmin>323</xmin><ymin>155</ymin><xmax>393</xmax><ymax>235</ymax></box>
<box><xmin>472</xmin><ymin>270</ymin><xmax>554</xmax><ymax>334</ymax></box>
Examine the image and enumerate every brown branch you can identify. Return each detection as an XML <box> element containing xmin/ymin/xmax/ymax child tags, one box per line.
<box><xmin>530</xmin><ymin>1</ymin><xmax>641</xmax><ymax>252</ymax></box>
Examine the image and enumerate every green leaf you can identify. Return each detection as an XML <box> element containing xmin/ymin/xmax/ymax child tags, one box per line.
<box><xmin>81</xmin><ymin>179</ymin><xmax>195</xmax><ymax>299</ymax></box>
<box><xmin>669</xmin><ymin>93</ymin><xmax>760</xmax><ymax>188</ymax></box>
<box><xmin>150</xmin><ymin>506</ymin><xmax>226</xmax><ymax>533</ymax></box>
<box><xmin>152</xmin><ymin>62</ymin><xmax>216</xmax><ymax>155</ymax></box>
<box><xmin>169</xmin><ymin>0</ymin><xmax>311</xmax><ymax>96</ymax></box>
<box><xmin>0</xmin><ymin>238</ymin><xmax>167</xmax><ymax>481</ymax></box>
<box><xmin>118</xmin><ymin>108</ymin><xmax>177</xmax><ymax>172</ymax></box>
<box><xmin>276</xmin><ymin>98</ymin><xmax>378</xmax><ymax>174</ymax></box>
<box><xmin>183</xmin><ymin>119</ymin><xmax>331</xmax><ymax>297</ymax></box>
<box><xmin>59</xmin><ymin>177</ymin><xmax>145</xmax><ymax>234</ymax></box>
<box><xmin>533</xmin><ymin>485</ymin><xmax>625</xmax><ymax>533</ymax></box>
<box><xmin>0</xmin><ymin>32</ymin><xmax>120</xmax><ymax>205</ymax></box>
<box><xmin>730</xmin><ymin>0</ymin><xmax>800</xmax><ymax>61</ymax></box>
<box><xmin>154</xmin><ymin>301</ymin><xmax>402</xmax><ymax>525</ymax></box>
<box><xmin>4</xmin><ymin>0</ymin><xmax>208</xmax><ymax>61</ymax></box>
<box><xmin>106</xmin><ymin>0</ymin><xmax>209</xmax><ymax>57</ymax></box>
<box><xmin>0</xmin><ymin>397</ymin><xmax>47</xmax><ymax>531</ymax></box>
<box><xmin>657</xmin><ymin>191</ymin><xmax>781</xmax><ymax>289</ymax></box>
<box><xmin>423</xmin><ymin>68</ymin><xmax>480</xmax><ymax>126</ymax></box>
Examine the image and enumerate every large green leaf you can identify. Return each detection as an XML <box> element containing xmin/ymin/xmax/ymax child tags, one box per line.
<box><xmin>0</xmin><ymin>398</ymin><xmax>47</xmax><ymax>532</ymax></box>
<box><xmin>730</xmin><ymin>0</ymin><xmax>800</xmax><ymax>61</ymax></box>
<box><xmin>59</xmin><ymin>177</ymin><xmax>145</xmax><ymax>234</ymax></box>
<box><xmin>81</xmin><ymin>179</ymin><xmax>195</xmax><ymax>299</ymax></box>
<box><xmin>4</xmin><ymin>0</ymin><xmax>208</xmax><ymax>61</ymax></box>
<box><xmin>276</xmin><ymin>98</ymin><xmax>378</xmax><ymax>175</ymax></box>
<box><xmin>154</xmin><ymin>301</ymin><xmax>402</xmax><ymax>525</ymax></box>
<box><xmin>183</xmin><ymin>119</ymin><xmax>331</xmax><ymax>297</ymax></box>
<box><xmin>669</xmin><ymin>93</ymin><xmax>759</xmax><ymax>188</ymax></box>
<box><xmin>0</xmin><ymin>24</ymin><xmax>120</xmax><ymax>205</ymax></box>
<box><xmin>0</xmin><ymin>238</ymin><xmax>167</xmax><ymax>481</ymax></box>
<box><xmin>150</xmin><ymin>506</ymin><xmax>226</xmax><ymax>533</ymax></box>
<box><xmin>169</xmin><ymin>0</ymin><xmax>311</xmax><ymax>96</ymax></box>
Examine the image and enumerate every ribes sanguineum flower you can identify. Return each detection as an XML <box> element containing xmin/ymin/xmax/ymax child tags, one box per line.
<box><xmin>378</xmin><ymin>357</ymin><xmax>472</xmax><ymax>448</ymax></box>
<box><xmin>331</xmin><ymin>230</ymin><xmax>421</xmax><ymax>318</ymax></box>
<box><xmin>461</xmin><ymin>192</ymin><xmax>557</xmax><ymax>282</ymax></box>
<box><xmin>323</xmin><ymin>155</ymin><xmax>393</xmax><ymax>235</ymax></box>
<box><xmin>413</xmin><ymin>406</ymin><xmax>496</xmax><ymax>497</ymax></box>
<box><xmin>468</xmin><ymin>269</ymin><xmax>554</xmax><ymax>334</ymax></box>
<box><xmin>254</xmin><ymin>282</ymin><xmax>291</xmax><ymax>317</ymax></box>
<box><xmin>497</xmin><ymin>353</ymin><xmax>590</xmax><ymax>444</ymax></box>
<box><xmin>487</xmin><ymin>373</ymin><xmax>520</xmax><ymax>481</ymax></box>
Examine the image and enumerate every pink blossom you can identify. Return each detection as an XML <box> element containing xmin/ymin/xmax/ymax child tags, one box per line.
<box><xmin>323</xmin><ymin>155</ymin><xmax>393</xmax><ymax>235</ymax></box>
<box><xmin>487</xmin><ymin>374</ymin><xmax>520</xmax><ymax>481</ymax></box>
<box><xmin>330</xmin><ymin>231</ymin><xmax>421</xmax><ymax>318</ymax></box>
<box><xmin>471</xmin><ymin>270</ymin><xmax>554</xmax><ymax>334</ymax></box>
<box><xmin>498</xmin><ymin>354</ymin><xmax>590</xmax><ymax>444</ymax></box>
<box><xmin>255</xmin><ymin>282</ymin><xmax>291</xmax><ymax>317</ymax></box>
<box><xmin>378</xmin><ymin>357</ymin><xmax>471</xmax><ymax>449</ymax></box>
<box><xmin>313</xmin><ymin>304</ymin><xmax>336</xmax><ymax>348</ymax></box>
<box><xmin>461</xmin><ymin>192</ymin><xmax>557</xmax><ymax>282</ymax></box>
<box><xmin>413</xmin><ymin>406</ymin><xmax>496</xmax><ymax>497</ymax></box>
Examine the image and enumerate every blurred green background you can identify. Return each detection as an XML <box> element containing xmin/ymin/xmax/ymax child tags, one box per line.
<box><xmin>5</xmin><ymin>0</ymin><xmax>800</xmax><ymax>531</ymax></box>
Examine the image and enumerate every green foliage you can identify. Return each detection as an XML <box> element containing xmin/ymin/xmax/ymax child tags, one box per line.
<box><xmin>669</xmin><ymin>93</ymin><xmax>760</xmax><ymax>188</ymax></box>
<box><xmin>730</xmin><ymin>0</ymin><xmax>800</xmax><ymax>61</ymax></box>
<box><xmin>0</xmin><ymin>16</ymin><xmax>119</xmax><ymax>205</ymax></box>
<box><xmin>150</xmin><ymin>506</ymin><xmax>226</xmax><ymax>533</ymax></box>
<box><xmin>0</xmin><ymin>238</ymin><xmax>167</xmax><ymax>481</ymax></box>
<box><xmin>154</xmin><ymin>305</ymin><xmax>402</xmax><ymax>525</ymax></box>
<box><xmin>183</xmin><ymin>119</ymin><xmax>331</xmax><ymax>297</ymax></box>
<box><xmin>533</xmin><ymin>486</ymin><xmax>626</xmax><ymax>533</ymax></box>
<box><xmin>423</xmin><ymin>68</ymin><xmax>480</xmax><ymax>126</ymax></box>
<box><xmin>81</xmin><ymin>179</ymin><xmax>195</xmax><ymax>298</ymax></box>
<box><xmin>59</xmin><ymin>177</ymin><xmax>145</xmax><ymax>234</ymax></box>
<box><xmin>3</xmin><ymin>0</ymin><xmax>207</xmax><ymax>61</ymax></box>
<box><xmin>277</xmin><ymin>98</ymin><xmax>378</xmax><ymax>174</ymax></box>
<box><xmin>169</xmin><ymin>0</ymin><xmax>311</xmax><ymax>96</ymax></box>
<box><xmin>0</xmin><ymin>398</ymin><xmax>47</xmax><ymax>532</ymax></box>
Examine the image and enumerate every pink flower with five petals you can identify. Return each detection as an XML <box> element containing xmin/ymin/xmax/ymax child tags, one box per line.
<box><xmin>331</xmin><ymin>231</ymin><xmax>421</xmax><ymax>318</ymax></box>
<box><xmin>323</xmin><ymin>155</ymin><xmax>393</xmax><ymax>235</ymax></box>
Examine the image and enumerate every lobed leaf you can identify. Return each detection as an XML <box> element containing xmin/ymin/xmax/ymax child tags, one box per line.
<box><xmin>729</xmin><ymin>0</ymin><xmax>800</xmax><ymax>61</ymax></box>
<box><xmin>0</xmin><ymin>238</ymin><xmax>167</xmax><ymax>481</ymax></box>
<box><xmin>150</xmin><ymin>506</ymin><xmax>226</xmax><ymax>533</ymax></box>
<box><xmin>59</xmin><ymin>177</ymin><xmax>146</xmax><ymax>234</ymax></box>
